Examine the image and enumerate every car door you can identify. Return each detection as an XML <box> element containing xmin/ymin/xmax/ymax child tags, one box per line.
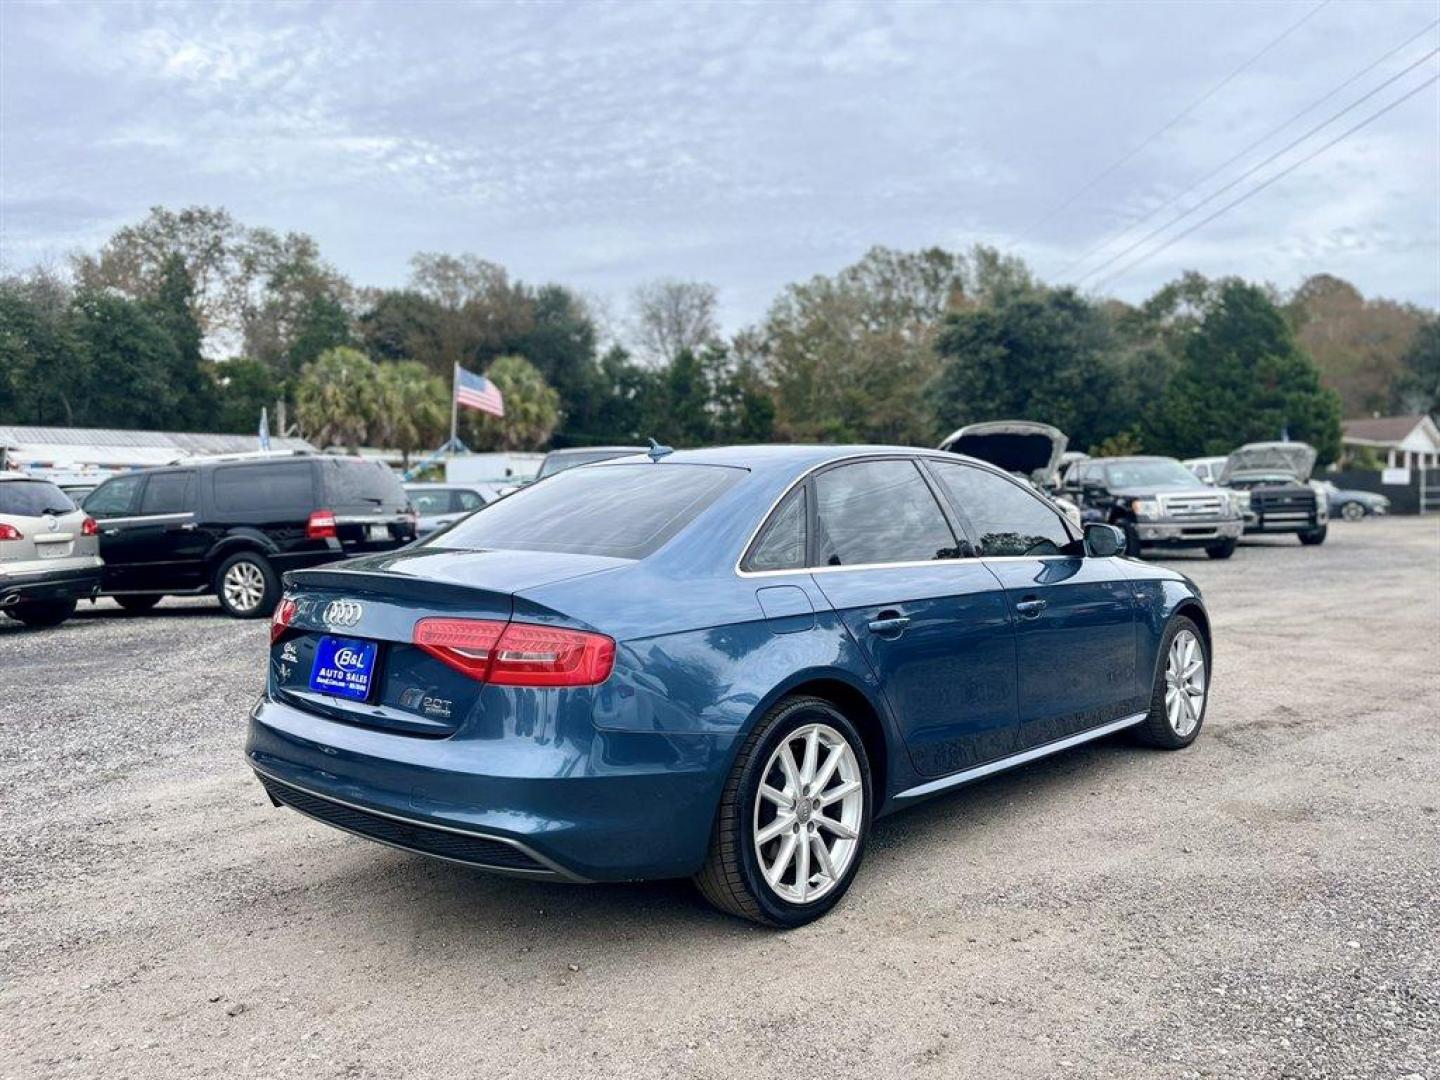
<box><xmin>804</xmin><ymin>457</ymin><xmax>1019</xmax><ymax>777</ymax></box>
<box><xmin>925</xmin><ymin>459</ymin><xmax>1141</xmax><ymax>750</ymax></box>
<box><xmin>126</xmin><ymin>469</ymin><xmax>207</xmax><ymax>591</ymax></box>
<box><xmin>81</xmin><ymin>473</ymin><xmax>147</xmax><ymax>590</ymax></box>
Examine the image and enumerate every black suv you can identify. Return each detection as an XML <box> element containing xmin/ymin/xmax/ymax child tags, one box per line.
<box><xmin>1063</xmin><ymin>455</ymin><xmax>1245</xmax><ymax>559</ymax></box>
<box><xmin>82</xmin><ymin>454</ymin><xmax>416</xmax><ymax>618</ymax></box>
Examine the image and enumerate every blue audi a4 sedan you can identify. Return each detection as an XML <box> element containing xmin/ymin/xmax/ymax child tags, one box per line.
<box><xmin>248</xmin><ymin>445</ymin><xmax>1211</xmax><ymax>926</ymax></box>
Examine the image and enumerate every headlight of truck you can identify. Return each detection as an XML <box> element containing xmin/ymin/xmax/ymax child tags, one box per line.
<box><xmin>1131</xmin><ymin>498</ymin><xmax>1160</xmax><ymax>520</ymax></box>
<box><xmin>1231</xmin><ymin>489</ymin><xmax>1251</xmax><ymax>513</ymax></box>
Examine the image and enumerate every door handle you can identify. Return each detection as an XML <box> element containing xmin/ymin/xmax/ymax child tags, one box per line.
<box><xmin>1014</xmin><ymin>598</ymin><xmax>1047</xmax><ymax>618</ymax></box>
<box><xmin>165</xmin><ymin>522</ymin><xmax>197</xmax><ymax>532</ymax></box>
<box><xmin>102</xmin><ymin>527</ymin><xmax>120</xmax><ymax>537</ymax></box>
<box><xmin>867</xmin><ymin>614</ymin><xmax>911</xmax><ymax>636</ymax></box>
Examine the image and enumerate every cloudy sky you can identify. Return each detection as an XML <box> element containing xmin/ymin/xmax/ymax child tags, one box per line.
<box><xmin>2</xmin><ymin>0</ymin><xmax>1437</xmax><ymax>332</ymax></box>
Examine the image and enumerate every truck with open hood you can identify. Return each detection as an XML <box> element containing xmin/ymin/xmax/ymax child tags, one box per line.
<box><xmin>1219</xmin><ymin>442</ymin><xmax>1328</xmax><ymax>545</ymax></box>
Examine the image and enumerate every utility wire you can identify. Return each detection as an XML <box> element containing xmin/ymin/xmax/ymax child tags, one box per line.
<box><xmin>1020</xmin><ymin>0</ymin><xmax>1332</xmax><ymax>238</ymax></box>
<box><xmin>1074</xmin><ymin>47</ymin><xmax>1439</xmax><ymax>286</ymax></box>
<box><xmin>1059</xmin><ymin>16</ymin><xmax>1440</xmax><ymax>279</ymax></box>
<box><xmin>1092</xmin><ymin>72</ymin><xmax>1440</xmax><ymax>292</ymax></box>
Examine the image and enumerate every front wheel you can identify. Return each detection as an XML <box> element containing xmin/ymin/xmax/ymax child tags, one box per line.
<box><xmin>694</xmin><ymin>696</ymin><xmax>872</xmax><ymax>927</ymax></box>
<box><xmin>1205</xmin><ymin>538</ymin><xmax>1237</xmax><ymax>560</ymax></box>
<box><xmin>1121</xmin><ymin>520</ymin><xmax>1142</xmax><ymax>557</ymax></box>
<box><xmin>1340</xmin><ymin>501</ymin><xmax>1365</xmax><ymax>522</ymax></box>
<box><xmin>1133</xmin><ymin>616</ymin><xmax>1209</xmax><ymax>750</ymax></box>
<box><xmin>1298</xmin><ymin>525</ymin><xmax>1328</xmax><ymax>546</ymax></box>
<box><xmin>214</xmin><ymin>552</ymin><xmax>279</xmax><ymax>618</ymax></box>
<box><xmin>8</xmin><ymin>598</ymin><xmax>77</xmax><ymax>628</ymax></box>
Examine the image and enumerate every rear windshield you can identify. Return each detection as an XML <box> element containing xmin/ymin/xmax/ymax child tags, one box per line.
<box><xmin>0</xmin><ymin>479</ymin><xmax>76</xmax><ymax>517</ymax></box>
<box><xmin>432</xmin><ymin>463</ymin><xmax>741</xmax><ymax>558</ymax></box>
<box><xmin>320</xmin><ymin>458</ymin><xmax>408</xmax><ymax>511</ymax></box>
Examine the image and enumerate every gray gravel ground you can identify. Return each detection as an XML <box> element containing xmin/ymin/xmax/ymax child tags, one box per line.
<box><xmin>2</xmin><ymin>517</ymin><xmax>1437</xmax><ymax>1080</ymax></box>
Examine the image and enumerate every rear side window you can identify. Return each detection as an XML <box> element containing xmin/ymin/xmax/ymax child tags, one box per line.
<box><xmin>813</xmin><ymin>459</ymin><xmax>957</xmax><ymax>566</ymax></box>
<box><xmin>434</xmin><ymin>463</ymin><xmax>740</xmax><ymax>559</ymax></box>
<box><xmin>139</xmin><ymin>471</ymin><xmax>195</xmax><ymax>515</ymax></box>
<box><xmin>83</xmin><ymin>474</ymin><xmax>143</xmax><ymax>518</ymax></box>
<box><xmin>408</xmin><ymin>490</ymin><xmax>452</xmax><ymax>515</ymax></box>
<box><xmin>213</xmin><ymin>463</ymin><xmax>315</xmax><ymax>514</ymax></box>
<box><xmin>0</xmin><ymin>479</ymin><xmax>75</xmax><ymax>517</ymax></box>
<box><xmin>929</xmin><ymin>462</ymin><xmax>1072</xmax><ymax>557</ymax></box>
<box><xmin>455</xmin><ymin>490</ymin><xmax>485</xmax><ymax>511</ymax></box>
<box><xmin>321</xmin><ymin>459</ymin><xmax>407</xmax><ymax>511</ymax></box>
<box><xmin>745</xmin><ymin>487</ymin><xmax>806</xmax><ymax>572</ymax></box>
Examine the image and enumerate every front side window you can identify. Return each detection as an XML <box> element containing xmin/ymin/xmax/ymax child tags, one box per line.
<box><xmin>433</xmin><ymin>463</ymin><xmax>740</xmax><ymax>559</ymax></box>
<box><xmin>139</xmin><ymin>471</ymin><xmax>195</xmax><ymax>515</ymax></box>
<box><xmin>408</xmin><ymin>490</ymin><xmax>452</xmax><ymax>515</ymax></box>
<box><xmin>455</xmin><ymin>490</ymin><xmax>485</xmax><ymax>511</ymax></box>
<box><xmin>83</xmin><ymin>474</ymin><xmax>143</xmax><ymax>518</ymax></box>
<box><xmin>813</xmin><ymin>459</ymin><xmax>957</xmax><ymax>567</ymax></box>
<box><xmin>745</xmin><ymin>487</ymin><xmax>807</xmax><ymax>572</ymax></box>
<box><xmin>929</xmin><ymin>462</ymin><xmax>1073</xmax><ymax>557</ymax></box>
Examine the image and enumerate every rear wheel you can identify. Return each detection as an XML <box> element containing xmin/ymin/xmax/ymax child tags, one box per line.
<box><xmin>8</xmin><ymin>598</ymin><xmax>77</xmax><ymax>628</ymax></box>
<box><xmin>114</xmin><ymin>594</ymin><xmax>162</xmax><ymax>613</ymax></box>
<box><xmin>1133</xmin><ymin>616</ymin><xmax>1208</xmax><ymax>749</ymax></box>
<box><xmin>1298</xmin><ymin>525</ymin><xmax>1328</xmax><ymax>546</ymax></box>
<box><xmin>1340</xmin><ymin>501</ymin><xmax>1365</xmax><ymax>521</ymax></box>
<box><xmin>694</xmin><ymin>696</ymin><xmax>871</xmax><ymax>927</ymax></box>
<box><xmin>1205</xmin><ymin>538</ymin><xmax>1236</xmax><ymax>559</ymax></box>
<box><xmin>214</xmin><ymin>552</ymin><xmax>278</xmax><ymax>618</ymax></box>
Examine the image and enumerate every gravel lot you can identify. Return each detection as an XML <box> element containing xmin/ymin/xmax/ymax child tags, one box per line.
<box><xmin>3</xmin><ymin>517</ymin><xmax>1437</xmax><ymax>1080</ymax></box>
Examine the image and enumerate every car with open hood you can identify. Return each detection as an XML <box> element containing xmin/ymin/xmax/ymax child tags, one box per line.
<box><xmin>1061</xmin><ymin>455</ymin><xmax>1245</xmax><ymax>559</ymax></box>
<box><xmin>250</xmin><ymin>444</ymin><xmax>1212</xmax><ymax>926</ymax></box>
<box><xmin>1218</xmin><ymin>442</ymin><xmax>1328</xmax><ymax>545</ymax></box>
<box><xmin>937</xmin><ymin>421</ymin><xmax>1081</xmax><ymax>526</ymax></box>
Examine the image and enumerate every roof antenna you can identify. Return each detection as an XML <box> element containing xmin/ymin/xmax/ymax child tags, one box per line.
<box><xmin>646</xmin><ymin>437</ymin><xmax>674</xmax><ymax>462</ymax></box>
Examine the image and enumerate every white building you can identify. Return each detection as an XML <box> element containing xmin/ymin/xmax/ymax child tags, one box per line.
<box><xmin>1341</xmin><ymin>415</ymin><xmax>1440</xmax><ymax>470</ymax></box>
<box><xmin>0</xmin><ymin>425</ymin><xmax>315</xmax><ymax>483</ymax></box>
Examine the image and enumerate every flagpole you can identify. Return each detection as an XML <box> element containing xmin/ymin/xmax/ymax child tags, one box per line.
<box><xmin>449</xmin><ymin>361</ymin><xmax>459</xmax><ymax>457</ymax></box>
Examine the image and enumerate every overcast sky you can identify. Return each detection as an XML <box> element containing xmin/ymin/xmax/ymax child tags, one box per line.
<box><xmin>3</xmin><ymin>0</ymin><xmax>1437</xmax><ymax>333</ymax></box>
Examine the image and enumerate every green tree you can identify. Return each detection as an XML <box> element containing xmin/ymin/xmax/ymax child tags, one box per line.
<box><xmin>374</xmin><ymin>361</ymin><xmax>448</xmax><ymax>464</ymax></box>
<box><xmin>666</xmin><ymin>347</ymin><xmax>714</xmax><ymax>445</ymax></box>
<box><xmin>68</xmin><ymin>290</ymin><xmax>175</xmax><ymax>427</ymax></box>
<box><xmin>293</xmin><ymin>347</ymin><xmax>379</xmax><ymax>451</ymax></box>
<box><xmin>212</xmin><ymin>358</ymin><xmax>280</xmax><ymax>435</ymax></box>
<box><xmin>465</xmin><ymin>355</ymin><xmax>560</xmax><ymax>451</ymax></box>
<box><xmin>0</xmin><ymin>273</ymin><xmax>83</xmax><ymax>425</ymax></box>
<box><xmin>1391</xmin><ymin>316</ymin><xmax>1440</xmax><ymax>416</ymax></box>
<box><xmin>145</xmin><ymin>255</ymin><xmax>216</xmax><ymax>429</ymax></box>
<box><xmin>357</xmin><ymin>289</ymin><xmax>447</xmax><ymax>366</ymax></box>
<box><xmin>1145</xmin><ymin>279</ymin><xmax>1343</xmax><ymax>462</ymax></box>
<box><xmin>928</xmin><ymin>287</ymin><xmax>1123</xmax><ymax>451</ymax></box>
<box><xmin>511</xmin><ymin>285</ymin><xmax>599</xmax><ymax>432</ymax></box>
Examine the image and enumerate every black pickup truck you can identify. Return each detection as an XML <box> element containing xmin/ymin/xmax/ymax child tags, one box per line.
<box><xmin>1219</xmin><ymin>442</ymin><xmax>1328</xmax><ymax>545</ymax></box>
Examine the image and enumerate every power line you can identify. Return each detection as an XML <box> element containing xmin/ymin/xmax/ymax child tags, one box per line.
<box><xmin>1092</xmin><ymin>72</ymin><xmax>1440</xmax><ymax>292</ymax></box>
<box><xmin>1020</xmin><ymin>0</ymin><xmax>1332</xmax><ymax>238</ymax></box>
<box><xmin>1074</xmin><ymin>47</ymin><xmax>1439</xmax><ymax>286</ymax></box>
<box><xmin>1059</xmin><ymin>16</ymin><xmax>1440</xmax><ymax>279</ymax></box>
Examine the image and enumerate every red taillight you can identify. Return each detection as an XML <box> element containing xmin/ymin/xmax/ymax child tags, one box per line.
<box><xmin>414</xmin><ymin>618</ymin><xmax>615</xmax><ymax>686</ymax></box>
<box><xmin>307</xmin><ymin>510</ymin><xmax>337</xmax><ymax>539</ymax></box>
<box><xmin>0</xmin><ymin>523</ymin><xmax>22</xmax><ymax>541</ymax></box>
<box><xmin>270</xmin><ymin>596</ymin><xmax>298</xmax><ymax>645</ymax></box>
<box><xmin>81</xmin><ymin>516</ymin><xmax>99</xmax><ymax>537</ymax></box>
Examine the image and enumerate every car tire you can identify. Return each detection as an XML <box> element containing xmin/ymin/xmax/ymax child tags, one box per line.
<box><xmin>694</xmin><ymin>695</ymin><xmax>872</xmax><ymax>928</ymax></box>
<box><xmin>1121</xmin><ymin>521</ymin><xmax>1142</xmax><ymax>557</ymax></box>
<box><xmin>114</xmin><ymin>594</ymin><xmax>163</xmax><ymax>614</ymax></box>
<box><xmin>9</xmin><ymin>598</ymin><xmax>77</xmax><ymax>629</ymax></box>
<box><xmin>1298</xmin><ymin>525</ymin><xmax>1328</xmax><ymax>546</ymax></box>
<box><xmin>214</xmin><ymin>551</ymin><xmax>279</xmax><ymax>619</ymax></box>
<box><xmin>1133</xmin><ymin>615</ymin><xmax>1209</xmax><ymax>750</ymax></box>
<box><xmin>1204</xmin><ymin>538</ymin><xmax>1237</xmax><ymax>559</ymax></box>
<box><xmin>1340</xmin><ymin>501</ymin><xmax>1365</xmax><ymax>522</ymax></box>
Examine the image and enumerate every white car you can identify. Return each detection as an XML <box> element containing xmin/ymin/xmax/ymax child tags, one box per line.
<box><xmin>404</xmin><ymin>483</ymin><xmax>498</xmax><ymax>537</ymax></box>
<box><xmin>1183</xmin><ymin>456</ymin><xmax>1229</xmax><ymax>486</ymax></box>
<box><xmin>0</xmin><ymin>474</ymin><xmax>103</xmax><ymax>628</ymax></box>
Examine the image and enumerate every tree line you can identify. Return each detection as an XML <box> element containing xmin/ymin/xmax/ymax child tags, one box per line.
<box><xmin>2</xmin><ymin>204</ymin><xmax>1436</xmax><ymax>465</ymax></box>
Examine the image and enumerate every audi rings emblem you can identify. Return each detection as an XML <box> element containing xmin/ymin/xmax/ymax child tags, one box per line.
<box><xmin>322</xmin><ymin>599</ymin><xmax>364</xmax><ymax>628</ymax></box>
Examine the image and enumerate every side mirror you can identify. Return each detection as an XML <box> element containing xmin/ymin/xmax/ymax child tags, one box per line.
<box><xmin>1084</xmin><ymin>522</ymin><xmax>1125</xmax><ymax>558</ymax></box>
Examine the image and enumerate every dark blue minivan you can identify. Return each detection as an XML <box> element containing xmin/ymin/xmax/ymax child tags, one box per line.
<box><xmin>248</xmin><ymin>445</ymin><xmax>1211</xmax><ymax>926</ymax></box>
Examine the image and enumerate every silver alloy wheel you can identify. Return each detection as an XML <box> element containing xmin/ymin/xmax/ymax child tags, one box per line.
<box><xmin>222</xmin><ymin>560</ymin><xmax>266</xmax><ymax>613</ymax></box>
<box><xmin>1342</xmin><ymin>501</ymin><xmax>1365</xmax><ymax>521</ymax></box>
<box><xmin>753</xmin><ymin>722</ymin><xmax>864</xmax><ymax>904</ymax></box>
<box><xmin>1164</xmin><ymin>629</ymin><xmax>1206</xmax><ymax>738</ymax></box>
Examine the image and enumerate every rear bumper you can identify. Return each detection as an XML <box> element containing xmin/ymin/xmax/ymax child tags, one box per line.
<box><xmin>244</xmin><ymin>695</ymin><xmax>737</xmax><ymax>882</ymax></box>
<box><xmin>1136</xmin><ymin>518</ymin><xmax>1243</xmax><ymax>547</ymax></box>
<box><xmin>0</xmin><ymin>563</ymin><xmax>103</xmax><ymax>605</ymax></box>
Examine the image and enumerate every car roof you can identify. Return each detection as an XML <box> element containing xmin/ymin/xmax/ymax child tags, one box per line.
<box><xmin>0</xmin><ymin>472</ymin><xmax>57</xmax><ymax>482</ymax></box>
<box><xmin>1086</xmin><ymin>455</ymin><xmax>1179</xmax><ymax>464</ymax></box>
<box><xmin>546</xmin><ymin>446</ymin><xmax>646</xmax><ymax>456</ymax></box>
<box><xmin>595</xmin><ymin>443</ymin><xmax>1005</xmax><ymax>478</ymax></box>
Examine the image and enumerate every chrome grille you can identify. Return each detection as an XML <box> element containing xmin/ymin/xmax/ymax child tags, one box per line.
<box><xmin>1159</xmin><ymin>492</ymin><xmax>1224</xmax><ymax>521</ymax></box>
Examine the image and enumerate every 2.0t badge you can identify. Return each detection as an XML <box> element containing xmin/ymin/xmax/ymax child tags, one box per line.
<box><xmin>322</xmin><ymin>599</ymin><xmax>364</xmax><ymax>628</ymax></box>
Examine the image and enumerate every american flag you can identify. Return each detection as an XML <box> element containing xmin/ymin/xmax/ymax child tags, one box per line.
<box><xmin>455</xmin><ymin>366</ymin><xmax>505</xmax><ymax>417</ymax></box>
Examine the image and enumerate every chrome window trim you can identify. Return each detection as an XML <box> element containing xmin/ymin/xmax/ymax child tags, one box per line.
<box><xmin>734</xmin><ymin>450</ymin><xmax>1083</xmax><ymax>579</ymax></box>
<box><xmin>93</xmin><ymin>511</ymin><xmax>196</xmax><ymax>527</ymax></box>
